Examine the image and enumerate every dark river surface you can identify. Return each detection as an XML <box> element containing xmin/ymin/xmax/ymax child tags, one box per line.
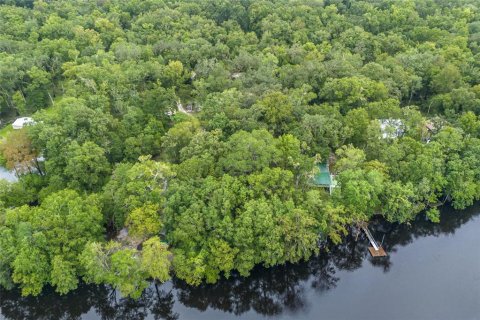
<box><xmin>1</xmin><ymin>204</ymin><xmax>479</xmax><ymax>320</ymax></box>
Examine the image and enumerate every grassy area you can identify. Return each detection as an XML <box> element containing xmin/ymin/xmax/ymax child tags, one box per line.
<box><xmin>0</xmin><ymin>104</ymin><xmax>58</xmax><ymax>142</ymax></box>
<box><xmin>39</xmin><ymin>104</ymin><xmax>59</xmax><ymax>117</ymax></box>
<box><xmin>0</xmin><ymin>124</ymin><xmax>13</xmax><ymax>140</ymax></box>
<box><xmin>0</xmin><ymin>125</ymin><xmax>11</xmax><ymax>166</ymax></box>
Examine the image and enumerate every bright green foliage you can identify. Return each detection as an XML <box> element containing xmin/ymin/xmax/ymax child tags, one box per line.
<box><xmin>50</xmin><ymin>256</ymin><xmax>78</xmax><ymax>295</ymax></box>
<box><xmin>172</xmin><ymin>251</ymin><xmax>207</xmax><ymax>286</ymax></box>
<box><xmin>280</xmin><ymin>208</ymin><xmax>319</xmax><ymax>263</ymax></box>
<box><xmin>253</xmin><ymin>91</ymin><xmax>294</xmax><ymax>136</ymax></box>
<box><xmin>0</xmin><ymin>227</ymin><xmax>15</xmax><ymax>290</ymax></box>
<box><xmin>0</xmin><ymin>176</ymin><xmax>45</xmax><ymax>207</ymax></box>
<box><xmin>141</xmin><ymin>237</ymin><xmax>171</xmax><ymax>283</ymax></box>
<box><xmin>458</xmin><ymin>112</ymin><xmax>480</xmax><ymax>136</ymax></box>
<box><xmin>126</xmin><ymin>204</ymin><xmax>163</xmax><ymax>239</ymax></box>
<box><xmin>0</xmin><ymin>190</ymin><xmax>103</xmax><ymax>296</ymax></box>
<box><xmin>165</xmin><ymin>166</ymin><xmax>323</xmax><ymax>284</ymax></box>
<box><xmin>78</xmin><ymin>242</ymin><xmax>109</xmax><ymax>285</ymax></box>
<box><xmin>301</xmin><ymin>190</ymin><xmax>348</xmax><ymax>245</ymax></box>
<box><xmin>334</xmin><ymin>145</ymin><xmax>367</xmax><ymax>172</ymax></box>
<box><xmin>199</xmin><ymin>89</ymin><xmax>255</xmax><ymax>134</ymax></box>
<box><xmin>382</xmin><ymin>181</ymin><xmax>420</xmax><ymax>223</ymax></box>
<box><xmin>81</xmin><ymin>242</ymin><xmax>149</xmax><ymax>299</ymax></box>
<box><xmin>206</xmin><ymin>239</ymin><xmax>238</xmax><ymax>282</ymax></box>
<box><xmin>103</xmin><ymin>156</ymin><xmax>173</xmax><ymax>228</ymax></box>
<box><xmin>344</xmin><ymin>108</ymin><xmax>370</xmax><ymax>147</ymax></box>
<box><xmin>426</xmin><ymin>208</ymin><xmax>441</xmax><ymax>223</ymax></box>
<box><xmin>322</xmin><ymin>77</ymin><xmax>389</xmax><ymax>113</ymax></box>
<box><xmin>161</xmin><ymin>119</ymin><xmax>201</xmax><ymax>163</ymax></box>
<box><xmin>1</xmin><ymin>0</ymin><xmax>480</xmax><ymax>298</ymax></box>
<box><xmin>81</xmin><ymin>238</ymin><xmax>171</xmax><ymax>298</ymax></box>
<box><xmin>219</xmin><ymin>130</ymin><xmax>279</xmax><ymax>175</ymax></box>
<box><xmin>275</xmin><ymin>134</ymin><xmax>313</xmax><ymax>183</ymax></box>
<box><xmin>12</xmin><ymin>242</ymin><xmax>49</xmax><ymax>296</ymax></box>
<box><xmin>108</xmin><ymin>248</ymin><xmax>148</xmax><ymax>299</ymax></box>
<box><xmin>334</xmin><ymin>168</ymin><xmax>385</xmax><ymax>222</ymax></box>
<box><xmin>64</xmin><ymin>141</ymin><xmax>110</xmax><ymax>191</ymax></box>
<box><xmin>298</xmin><ymin>113</ymin><xmax>347</xmax><ymax>157</ymax></box>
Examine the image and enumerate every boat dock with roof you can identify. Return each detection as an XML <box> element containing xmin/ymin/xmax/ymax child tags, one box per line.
<box><xmin>311</xmin><ymin>162</ymin><xmax>337</xmax><ymax>194</ymax></box>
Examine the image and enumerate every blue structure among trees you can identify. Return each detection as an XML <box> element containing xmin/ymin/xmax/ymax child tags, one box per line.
<box><xmin>311</xmin><ymin>163</ymin><xmax>336</xmax><ymax>194</ymax></box>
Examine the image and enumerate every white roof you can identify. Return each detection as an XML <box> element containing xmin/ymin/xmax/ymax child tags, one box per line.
<box><xmin>12</xmin><ymin>117</ymin><xmax>35</xmax><ymax>129</ymax></box>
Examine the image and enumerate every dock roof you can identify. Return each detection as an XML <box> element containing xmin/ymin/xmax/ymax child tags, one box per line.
<box><xmin>312</xmin><ymin>163</ymin><xmax>332</xmax><ymax>186</ymax></box>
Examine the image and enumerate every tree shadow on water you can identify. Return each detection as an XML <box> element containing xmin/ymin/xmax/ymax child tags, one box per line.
<box><xmin>173</xmin><ymin>260</ymin><xmax>314</xmax><ymax>317</ymax></box>
<box><xmin>1</xmin><ymin>204</ymin><xmax>478</xmax><ymax>319</ymax></box>
<box><xmin>0</xmin><ymin>284</ymin><xmax>179</xmax><ymax>320</ymax></box>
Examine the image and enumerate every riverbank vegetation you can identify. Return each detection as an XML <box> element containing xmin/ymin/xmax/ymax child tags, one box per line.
<box><xmin>1</xmin><ymin>0</ymin><xmax>480</xmax><ymax>297</ymax></box>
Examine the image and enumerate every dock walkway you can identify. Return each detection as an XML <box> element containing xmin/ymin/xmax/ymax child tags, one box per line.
<box><xmin>360</xmin><ymin>224</ymin><xmax>387</xmax><ymax>257</ymax></box>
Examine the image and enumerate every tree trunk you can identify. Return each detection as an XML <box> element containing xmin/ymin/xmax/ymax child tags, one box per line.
<box><xmin>34</xmin><ymin>157</ymin><xmax>44</xmax><ymax>176</ymax></box>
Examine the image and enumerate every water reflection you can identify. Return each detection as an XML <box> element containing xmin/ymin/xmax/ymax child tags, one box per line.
<box><xmin>0</xmin><ymin>204</ymin><xmax>478</xmax><ymax>320</ymax></box>
<box><xmin>172</xmin><ymin>260</ymin><xmax>314</xmax><ymax>316</ymax></box>
<box><xmin>0</xmin><ymin>166</ymin><xmax>16</xmax><ymax>182</ymax></box>
<box><xmin>0</xmin><ymin>285</ymin><xmax>179</xmax><ymax>320</ymax></box>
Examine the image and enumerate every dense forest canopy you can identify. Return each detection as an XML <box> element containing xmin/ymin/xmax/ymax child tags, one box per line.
<box><xmin>0</xmin><ymin>0</ymin><xmax>480</xmax><ymax>298</ymax></box>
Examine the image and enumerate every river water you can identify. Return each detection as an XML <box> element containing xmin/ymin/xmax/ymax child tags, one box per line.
<box><xmin>1</xmin><ymin>204</ymin><xmax>479</xmax><ymax>320</ymax></box>
<box><xmin>0</xmin><ymin>167</ymin><xmax>16</xmax><ymax>182</ymax></box>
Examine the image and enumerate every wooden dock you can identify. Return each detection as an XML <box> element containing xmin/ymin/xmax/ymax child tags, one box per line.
<box><xmin>368</xmin><ymin>246</ymin><xmax>387</xmax><ymax>257</ymax></box>
<box><xmin>361</xmin><ymin>225</ymin><xmax>387</xmax><ymax>257</ymax></box>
